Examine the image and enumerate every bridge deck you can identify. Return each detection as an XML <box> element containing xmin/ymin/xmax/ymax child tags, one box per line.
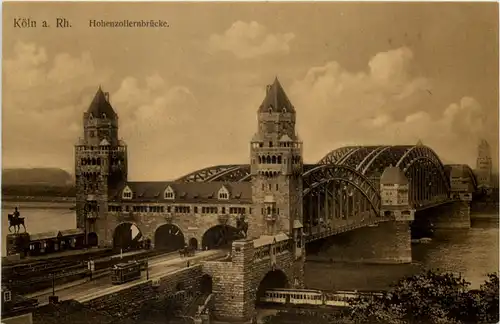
<box><xmin>27</xmin><ymin>250</ymin><xmax>226</xmax><ymax>306</ymax></box>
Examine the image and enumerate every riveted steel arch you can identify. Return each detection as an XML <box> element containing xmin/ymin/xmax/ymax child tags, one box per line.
<box><xmin>302</xmin><ymin>164</ymin><xmax>381</xmax><ymax>214</ymax></box>
<box><xmin>176</xmin><ymin>164</ymin><xmax>244</xmax><ymax>182</ymax></box>
<box><xmin>461</xmin><ymin>164</ymin><xmax>479</xmax><ymax>190</ymax></box>
<box><xmin>207</xmin><ymin>165</ymin><xmax>251</xmax><ymax>182</ymax></box>
<box><xmin>318</xmin><ymin>146</ymin><xmax>360</xmax><ymax>165</ymax></box>
<box><xmin>395</xmin><ymin>146</ymin><xmax>450</xmax><ymax>192</ymax></box>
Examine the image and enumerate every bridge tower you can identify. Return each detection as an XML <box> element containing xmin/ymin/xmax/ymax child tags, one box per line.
<box><xmin>249</xmin><ymin>77</ymin><xmax>304</xmax><ymax>239</ymax></box>
<box><xmin>74</xmin><ymin>87</ymin><xmax>128</xmax><ymax>247</ymax></box>
<box><xmin>476</xmin><ymin>139</ymin><xmax>492</xmax><ymax>188</ymax></box>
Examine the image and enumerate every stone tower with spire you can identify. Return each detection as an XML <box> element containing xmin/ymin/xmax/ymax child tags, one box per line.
<box><xmin>476</xmin><ymin>139</ymin><xmax>492</xmax><ymax>188</ymax></box>
<box><xmin>249</xmin><ymin>78</ymin><xmax>304</xmax><ymax>240</ymax></box>
<box><xmin>74</xmin><ymin>87</ymin><xmax>128</xmax><ymax>246</ymax></box>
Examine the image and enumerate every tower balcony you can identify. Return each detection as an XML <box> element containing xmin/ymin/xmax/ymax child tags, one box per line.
<box><xmin>266</xmin><ymin>214</ymin><xmax>277</xmax><ymax>222</ymax></box>
<box><xmin>86</xmin><ymin>212</ymin><xmax>98</xmax><ymax>219</ymax></box>
<box><xmin>256</xmin><ymin>164</ymin><xmax>283</xmax><ymax>173</ymax></box>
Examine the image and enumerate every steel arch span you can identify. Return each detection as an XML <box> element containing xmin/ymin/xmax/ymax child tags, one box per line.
<box><xmin>319</xmin><ymin>145</ymin><xmax>454</xmax><ymax>208</ymax></box>
<box><xmin>176</xmin><ymin>164</ymin><xmax>248</xmax><ymax>182</ymax></box>
<box><xmin>302</xmin><ymin>164</ymin><xmax>382</xmax><ymax>233</ymax></box>
<box><xmin>445</xmin><ymin>163</ymin><xmax>479</xmax><ymax>191</ymax></box>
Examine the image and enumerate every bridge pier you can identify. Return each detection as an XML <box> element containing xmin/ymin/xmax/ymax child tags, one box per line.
<box><xmin>306</xmin><ymin>220</ymin><xmax>412</xmax><ymax>264</ymax></box>
<box><xmin>426</xmin><ymin>201</ymin><xmax>471</xmax><ymax>230</ymax></box>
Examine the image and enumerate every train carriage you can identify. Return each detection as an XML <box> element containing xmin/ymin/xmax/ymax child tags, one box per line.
<box><xmin>260</xmin><ymin>288</ymin><xmax>324</xmax><ymax>306</ymax></box>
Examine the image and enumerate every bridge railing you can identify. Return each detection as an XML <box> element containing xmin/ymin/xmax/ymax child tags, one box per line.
<box><xmin>253</xmin><ymin>240</ymin><xmax>293</xmax><ymax>261</ymax></box>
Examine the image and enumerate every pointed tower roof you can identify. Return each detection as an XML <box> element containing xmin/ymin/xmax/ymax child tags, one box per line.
<box><xmin>87</xmin><ymin>87</ymin><xmax>117</xmax><ymax>119</ymax></box>
<box><xmin>259</xmin><ymin>77</ymin><xmax>295</xmax><ymax>113</ymax></box>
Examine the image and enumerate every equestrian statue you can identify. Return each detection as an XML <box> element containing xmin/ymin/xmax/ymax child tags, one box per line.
<box><xmin>8</xmin><ymin>207</ymin><xmax>26</xmax><ymax>234</ymax></box>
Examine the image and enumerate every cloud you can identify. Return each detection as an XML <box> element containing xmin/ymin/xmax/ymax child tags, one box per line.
<box><xmin>3</xmin><ymin>41</ymin><xmax>111</xmax><ymax>170</ymax></box>
<box><xmin>2</xmin><ymin>41</ymin><xmax>201</xmax><ymax>179</ymax></box>
<box><xmin>289</xmin><ymin>47</ymin><xmax>496</xmax><ymax>167</ymax></box>
<box><xmin>208</xmin><ymin>21</ymin><xmax>295</xmax><ymax>59</ymax></box>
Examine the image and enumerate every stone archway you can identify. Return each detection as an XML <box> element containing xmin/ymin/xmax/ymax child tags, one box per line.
<box><xmin>87</xmin><ymin>232</ymin><xmax>98</xmax><ymax>247</ymax></box>
<box><xmin>189</xmin><ymin>237</ymin><xmax>198</xmax><ymax>250</ymax></box>
<box><xmin>154</xmin><ymin>224</ymin><xmax>185</xmax><ymax>252</ymax></box>
<box><xmin>201</xmin><ymin>225</ymin><xmax>239</xmax><ymax>250</ymax></box>
<box><xmin>113</xmin><ymin>223</ymin><xmax>142</xmax><ymax>251</ymax></box>
<box><xmin>255</xmin><ymin>269</ymin><xmax>289</xmax><ymax>305</ymax></box>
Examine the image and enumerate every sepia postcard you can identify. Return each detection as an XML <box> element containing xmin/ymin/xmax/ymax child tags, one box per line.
<box><xmin>1</xmin><ymin>1</ymin><xmax>499</xmax><ymax>324</ymax></box>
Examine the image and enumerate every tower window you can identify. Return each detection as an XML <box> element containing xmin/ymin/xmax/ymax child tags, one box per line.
<box><xmin>276</xmin><ymin>184</ymin><xmax>279</xmax><ymax>191</ymax></box>
<box><xmin>268</xmin><ymin>184</ymin><xmax>272</xmax><ymax>190</ymax></box>
<box><xmin>269</xmin><ymin>142</ymin><xmax>273</xmax><ymax>147</ymax></box>
<box><xmin>90</xmin><ymin>131</ymin><xmax>95</xmax><ymax>138</ymax></box>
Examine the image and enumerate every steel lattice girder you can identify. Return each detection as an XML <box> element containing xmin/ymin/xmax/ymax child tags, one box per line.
<box><xmin>317</xmin><ymin>146</ymin><xmax>359</xmax><ymax>164</ymax></box>
<box><xmin>302</xmin><ymin>164</ymin><xmax>381</xmax><ymax>214</ymax></box>
<box><xmin>176</xmin><ymin>164</ymin><xmax>244</xmax><ymax>182</ymax></box>
<box><xmin>208</xmin><ymin>165</ymin><xmax>251</xmax><ymax>182</ymax></box>
<box><xmin>445</xmin><ymin>164</ymin><xmax>479</xmax><ymax>191</ymax></box>
<box><xmin>396</xmin><ymin>146</ymin><xmax>451</xmax><ymax>192</ymax></box>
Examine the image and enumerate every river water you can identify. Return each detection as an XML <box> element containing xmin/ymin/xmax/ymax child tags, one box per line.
<box><xmin>2</xmin><ymin>203</ymin><xmax>498</xmax><ymax>290</ymax></box>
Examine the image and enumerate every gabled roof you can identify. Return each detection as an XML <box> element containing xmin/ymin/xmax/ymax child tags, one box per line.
<box><xmin>259</xmin><ymin>77</ymin><xmax>295</xmax><ymax>113</ymax></box>
<box><xmin>99</xmin><ymin>139</ymin><xmax>110</xmax><ymax>146</ymax></box>
<box><xmin>380</xmin><ymin>166</ymin><xmax>409</xmax><ymax>185</ymax></box>
<box><xmin>109</xmin><ymin>181</ymin><xmax>252</xmax><ymax>204</ymax></box>
<box><xmin>279</xmin><ymin>134</ymin><xmax>293</xmax><ymax>142</ymax></box>
<box><xmin>87</xmin><ymin>87</ymin><xmax>117</xmax><ymax>119</ymax></box>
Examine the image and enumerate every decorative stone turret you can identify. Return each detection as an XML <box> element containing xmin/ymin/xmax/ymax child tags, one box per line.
<box><xmin>379</xmin><ymin>166</ymin><xmax>415</xmax><ymax>221</ymax></box>
<box><xmin>249</xmin><ymin>77</ymin><xmax>304</xmax><ymax>239</ymax></box>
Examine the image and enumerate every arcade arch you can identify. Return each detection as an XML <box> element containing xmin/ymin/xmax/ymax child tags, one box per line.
<box><xmin>201</xmin><ymin>225</ymin><xmax>240</xmax><ymax>250</ymax></box>
<box><xmin>113</xmin><ymin>222</ymin><xmax>142</xmax><ymax>251</ymax></box>
<box><xmin>154</xmin><ymin>224</ymin><xmax>185</xmax><ymax>252</ymax></box>
<box><xmin>255</xmin><ymin>269</ymin><xmax>289</xmax><ymax>305</ymax></box>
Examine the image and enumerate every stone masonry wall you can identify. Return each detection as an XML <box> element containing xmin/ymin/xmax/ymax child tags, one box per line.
<box><xmin>203</xmin><ymin>239</ymin><xmax>304</xmax><ymax>322</ymax></box>
<box><xmin>307</xmin><ymin>220</ymin><xmax>412</xmax><ymax>264</ymax></box>
<box><xmin>98</xmin><ymin>210</ymin><xmax>247</xmax><ymax>248</ymax></box>
<box><xmin>81</xmin><ymin>239</ymin><xmax>305</xmax><ymax>323</ymax></box>
<box><xmin>83</xmin><ymin>265</ymin><xmax>204</xmax><ymax>319</ymax></box>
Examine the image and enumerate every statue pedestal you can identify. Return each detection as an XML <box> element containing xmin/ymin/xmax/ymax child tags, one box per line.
<box><xmin>6</xmin><ymin>233</ymin><xmax>30</xmax><ymax>256</ymax></box>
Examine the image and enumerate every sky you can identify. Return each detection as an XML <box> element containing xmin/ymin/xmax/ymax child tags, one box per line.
<box><xmin>2</xmin><ymin>2</ymin><xmax>498</xmax><ymax>181</ymax></box>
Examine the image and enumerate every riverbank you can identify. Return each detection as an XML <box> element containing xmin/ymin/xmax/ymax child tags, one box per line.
<box><xmin>2</xmin><ymin>199</ymin><xmax>75</xmax><ymax>210</ymax></box>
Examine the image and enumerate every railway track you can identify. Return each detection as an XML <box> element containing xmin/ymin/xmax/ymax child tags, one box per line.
<box><xmin>5</xmin><ymin>249</ymin><xmax>179</xmax><ymax>295</ymax></box>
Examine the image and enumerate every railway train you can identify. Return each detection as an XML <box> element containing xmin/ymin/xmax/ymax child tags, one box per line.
<box><xmin>259</xmin><ymin>288</ymin><xmax>384</xmax><ymax>308</ymax></box>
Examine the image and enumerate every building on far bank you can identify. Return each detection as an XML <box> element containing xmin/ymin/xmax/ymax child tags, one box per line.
<box><xmin>475</xmin><ymin>139</ymin><xmax>493</xmax><ymax>188</ymax></box>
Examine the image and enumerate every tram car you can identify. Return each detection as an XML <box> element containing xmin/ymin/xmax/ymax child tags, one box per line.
<box><xmin>259</xmin><ymin>288</ymin><xmax>384</xmax><ymax>308</ymax></box>
<box><xmin>260</xmin><ymin>288</ymin><xmax>324</xmax><ymax>306</ymax></box>
<box><xmin>111</xmin><ymin>261</ymin><xmax>142</xmax><ymax>285</ymax></box>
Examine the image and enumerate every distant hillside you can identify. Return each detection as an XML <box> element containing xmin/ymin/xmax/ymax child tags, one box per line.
<box><xmin>2</xmin><ymin>168</ymin><xmax>74</xmax><ymax>186</ymax></box>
